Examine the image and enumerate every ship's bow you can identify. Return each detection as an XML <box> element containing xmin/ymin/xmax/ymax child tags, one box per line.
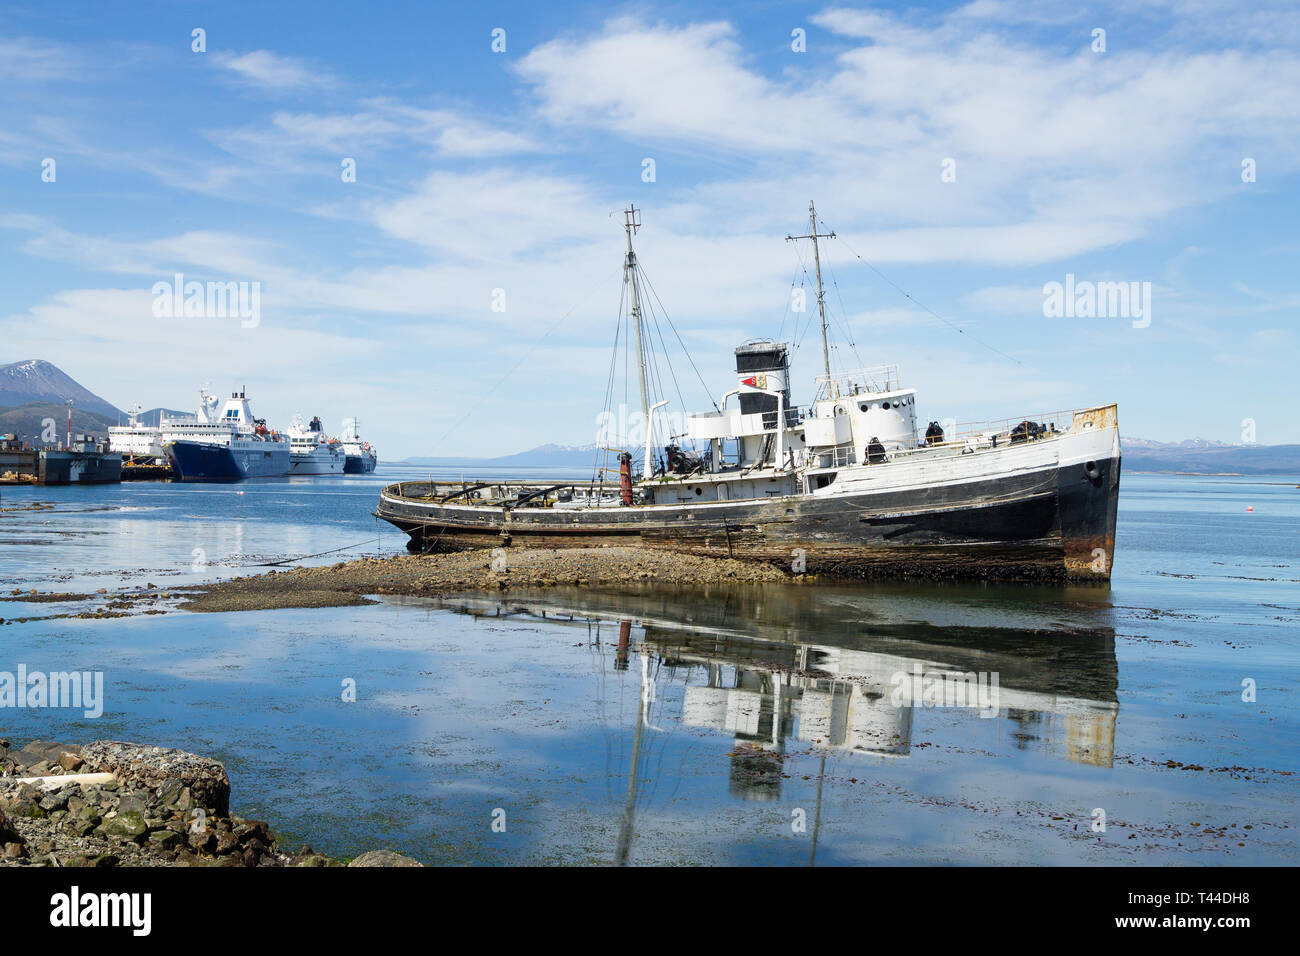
<box><xmin>1057</xmin><ymin>405</ymin><xmax>1121</xmax><ymax>581</ymax></box>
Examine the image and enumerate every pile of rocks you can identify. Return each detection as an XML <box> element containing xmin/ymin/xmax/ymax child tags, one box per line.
<box><xmin>0</xmin><ymin>738</ymin><xmax>421</xmax><ymax>868</ymax></box>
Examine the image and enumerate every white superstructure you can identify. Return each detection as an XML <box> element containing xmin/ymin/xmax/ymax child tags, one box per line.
<box><xmin>339</xmin><ymin>417</ymin><xmax>377</xmax><ymax>474</ymax></box>
<box><xmin>288</xmin><ymin>414</ymin><xmax>344</xmax><ymax>475</ymax></box>
<box><xmin>107</xmin><ymin>404</ymin><xmax>163</xmax><ymax>458</ymax></box>
<box><xmin>162</xmin><ymin>387</ymin><xmax>291</xmax><ymax>480</ymax></box>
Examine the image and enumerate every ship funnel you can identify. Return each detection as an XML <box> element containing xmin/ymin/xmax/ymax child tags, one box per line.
<box><xmin>734</xmin><ymin>340</ymin><xmax>790</xmax><ymax>418</ymax></box>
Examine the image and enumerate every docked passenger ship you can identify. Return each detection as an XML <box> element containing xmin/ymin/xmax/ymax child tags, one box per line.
<box><xmin>377</xmin><ymin>205</ymin><xmax>1120</xmax><ymax>581</ymax></box>
<box><xmin>339</xmin><ymin>418</ymin><xmax>378</xmax><ymax>474</ymax></box>
<box><xmin>107</xmin><ymin>404</ymin><xmax>163</xmax><ymax>459</ymax></box>
<box><xmin>163</xmin><ymin>388</ymin><xmax>290</xmax><ymax>481</ymax></box>
<box><xmin>288</xmin><ymin>415</ymin><xmax>344</xmax><ymax>475</ymax></box>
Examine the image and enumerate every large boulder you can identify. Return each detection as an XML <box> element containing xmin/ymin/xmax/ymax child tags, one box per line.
<box><xmin>7</xmin><ymin>740</ymin><xmax>81</xmax><ymax>773</ymax></box>
<box><xmin>80</xmin><ymin>742</ymin><xmax>230</xmax><ymax>816</ymax></box>
<box><xmin>100</xmin><ymin>809</ymin><xmax>149</xmax><ymax>844</ymax></box>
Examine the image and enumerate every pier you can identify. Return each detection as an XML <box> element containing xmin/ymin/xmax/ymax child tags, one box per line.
<box><xmin>0</xmin><ymin>434</ymin><xmax>122</xmax><ymax>485</ymax></box>
<box><xmin>121</xmin><ymin>456</ymin><xmax>175</xmax><ymax>481</ymax></box>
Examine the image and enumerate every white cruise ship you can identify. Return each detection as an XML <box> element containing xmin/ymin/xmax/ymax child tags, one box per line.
<box><xmin>339</xmin><ymin>418</ymin><xmax>377</xmax><ymax>474</ymax></box>
<box><xmin>163</xmin><ymin>388</ymin><xmax>290</xmax><ymax>481</ymax></box>
<box><xmin>107</xmin><ymin>404</ymin><xmax>164</xmax><ymax>459</ymax></box>
<box><xmin>288</xmin><ymin>415</ymin><xmax>344</xmax><ymax>475</ymax></box>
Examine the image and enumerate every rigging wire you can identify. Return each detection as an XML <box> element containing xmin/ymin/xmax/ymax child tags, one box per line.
<box><xmin>593</xmin><ymin>279</ymin><xmax>629</xmax><ymax>486</ymax></box>
<box><xmin>636</xmin><ymin>266</ymin><xmax>719</xmax><ymax>412</ymax></box>
<box><xmin>638</xmin><ymin>264</ymin><xmax>698</xmax><ymax>449</ymax></box>
<box><xmin>785</xmin><ymin>242</ymin><xmax>824</xmax><ymax>355</ymax></box>
<box><xmin>831</xmin><ymin>229</ymin><xmax>1026</xmax><ymax>368</ymax></box>
<box><xmin>426</xmin><ymin>305</ymin><xmax>577</xmax><ymax>454</ymax></box>
<box><xmin>646</xmin><ymin>310</ymin><xmax>691</xmax><ymax>454</ymax></box>
<box><xmin>823</xmin><ymin>258</ymin><xmax>866</xmax><ymax>370</ymax></box>
<box><xmin>774</xmin><ymin>261</ymin><xmax>803</xmax><ymax>342</ymax></box>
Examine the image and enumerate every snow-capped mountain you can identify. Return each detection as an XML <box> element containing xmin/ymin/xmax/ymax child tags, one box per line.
<box><xmin>0</xmin><ymin>359</ymin><xmax>122</xmax><ymax>418</ymax></box>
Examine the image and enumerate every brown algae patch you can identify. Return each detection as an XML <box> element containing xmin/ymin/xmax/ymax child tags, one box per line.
<box><xmin>182</xmin><ymin>589</ymin><xmax>376</xmax><ymax>613</ymax></box>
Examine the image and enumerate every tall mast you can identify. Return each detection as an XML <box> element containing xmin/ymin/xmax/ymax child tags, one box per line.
<box><xmin>623</xmin><ymin>206</ymin><xmax>650</xmax><ymax>426</ymax></box>
<box><xmin>786</xmin><ymin>201</ymin><xmax>836</xmax><ymax>390</ymax></box>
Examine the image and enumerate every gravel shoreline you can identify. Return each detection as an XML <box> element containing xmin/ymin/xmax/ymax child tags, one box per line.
<box><xmin>178</xmin><ymin>546</ymin><xmax>799</xmax><ymax>613</ymax></box>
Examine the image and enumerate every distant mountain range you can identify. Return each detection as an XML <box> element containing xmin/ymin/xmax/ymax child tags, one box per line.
<box><xmin>1119</xmin><ymin>438</ymin><xmax>1300</xmax><ymax>475</ymax></box>
<box><xmin>404</xmin><ymin>437</ymin><xmax>1300</xmax><ymax>476</ymax></box>
<box><xmin>403</xmin><ymin>443</ymin><xmax>601</xmax><ymax>469</ymax></box>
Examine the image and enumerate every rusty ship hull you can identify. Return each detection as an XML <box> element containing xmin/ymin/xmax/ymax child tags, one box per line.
<box><xmin>376</xmin><ymin>438</ymin><xmax>1119</xmax><ymax>582</ymax></box>
<box><xmin>377</xmin><ymin>205</ymin><xmax>1124</xmax><ymax>583</ymax></box>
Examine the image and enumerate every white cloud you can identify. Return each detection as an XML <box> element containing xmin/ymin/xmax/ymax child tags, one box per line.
<box><xmin>0</xmin><ymin>37</ymin><xmax>80</xmax><ymax>82</ymax></box>
<box><xmin>211</xmin><ymin>49</ymin><xmax>335</xmax><ymax>91</ymax></box>
<box><xmin>513</xmin><ymin>11</ymin><xmax>1300</xmax><ymax>268</ymax></box>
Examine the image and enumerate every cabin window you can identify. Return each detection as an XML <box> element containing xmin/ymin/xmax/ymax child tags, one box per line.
<box><xmin>859</xmin><ymin>403</ymin><xmax>870</xmax><ymax>411</ymax></box>
<box><xmin>694</xmin><ymin>487</ymin><xmax>703</xmax><ymax>496</ymax></box>
<box><xmin>882</xmin><ymin>402</ymin><xmax>891</xmax><ymax>410</ymax></box>
<box><xmin>736</xmin><ymin>351</ymin><xmax>784</xmax><ymax>373</ymax></box>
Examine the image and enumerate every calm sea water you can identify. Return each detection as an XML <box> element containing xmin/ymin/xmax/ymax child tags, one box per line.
<box><xmin>0</xmin><ymin>468</ymin><xmax>1296</xmax><ymax>865</ymax></box>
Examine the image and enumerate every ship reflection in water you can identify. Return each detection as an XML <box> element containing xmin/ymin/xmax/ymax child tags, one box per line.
<box><xmin>428</xmin><ymin>584</ymin><xmax>1118</xmax><ymax>864</ymax></box>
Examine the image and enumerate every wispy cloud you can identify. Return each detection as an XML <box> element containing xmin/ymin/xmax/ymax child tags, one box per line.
<box><xmin>3</xmin><ymin>4</ymin><xmax>1299</xmax><ymax>450</ymax></box>
<box><xmin>0</xmin><ymin>37</ymin><xmax>81</xmax><ymax>82</ymax></box>
<box><xmin>211</xmin><ymin>49</ymin><xmax>336</xmax><ymax>91</ymax></box>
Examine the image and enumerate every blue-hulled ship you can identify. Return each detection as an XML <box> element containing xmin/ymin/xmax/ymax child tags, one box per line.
<box><xmin>162</xmin><ymin>388</ymin><xmax>290</xmax><ymax>481</ymax></box>
<box><xmin>339</xmin><ymin>418</ymin><xmax>377</xmax><ymax>474</ymax></box>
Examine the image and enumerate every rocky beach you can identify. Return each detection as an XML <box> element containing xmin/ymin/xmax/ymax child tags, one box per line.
<box><xmin>0</xmin><ymin>738</ymin><xmax>420</xmax><ymax>868</ymax></box>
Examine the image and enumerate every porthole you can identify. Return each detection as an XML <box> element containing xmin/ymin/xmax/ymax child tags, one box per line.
<box><xmin>694</xmin><ymin>487</ymin><xmax>703</xmax><ymax>496</ymax></box>
<box><xmin>859</xmin><ymin>403</ymin><xmax>869</xmax><ymax>412</ymax></box>
<box><xmin>882</xmin><ymin>401</ymin><xmax>891</xmax><ymax>410</ymax></box>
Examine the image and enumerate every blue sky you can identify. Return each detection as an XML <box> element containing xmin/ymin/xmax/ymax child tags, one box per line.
<box><xmin>2</xmin><ymin>0</ymin><xmax>1298</xmax><ymax>457</ymax></box>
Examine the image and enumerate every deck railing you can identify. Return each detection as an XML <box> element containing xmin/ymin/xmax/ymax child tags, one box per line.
<box><xmin>388</xmin><ymin>478</ymin><xmax>612</xmax><ymax>508</ymax></box>
<box><xmin>813</xmin><ymin>365</ymin><xmax>901</xmax><ymax>402</ymax></box>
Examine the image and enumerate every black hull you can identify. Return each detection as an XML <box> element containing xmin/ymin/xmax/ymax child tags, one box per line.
<box><xmin>375</xmin><ymin>455</ymin><xmax>1120</xmax><ymax>582</ymax></box>
<box><xmin>36</xmin><ymin>451</ymin><xmax>123</xmax><ymax>485</ymax></box>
